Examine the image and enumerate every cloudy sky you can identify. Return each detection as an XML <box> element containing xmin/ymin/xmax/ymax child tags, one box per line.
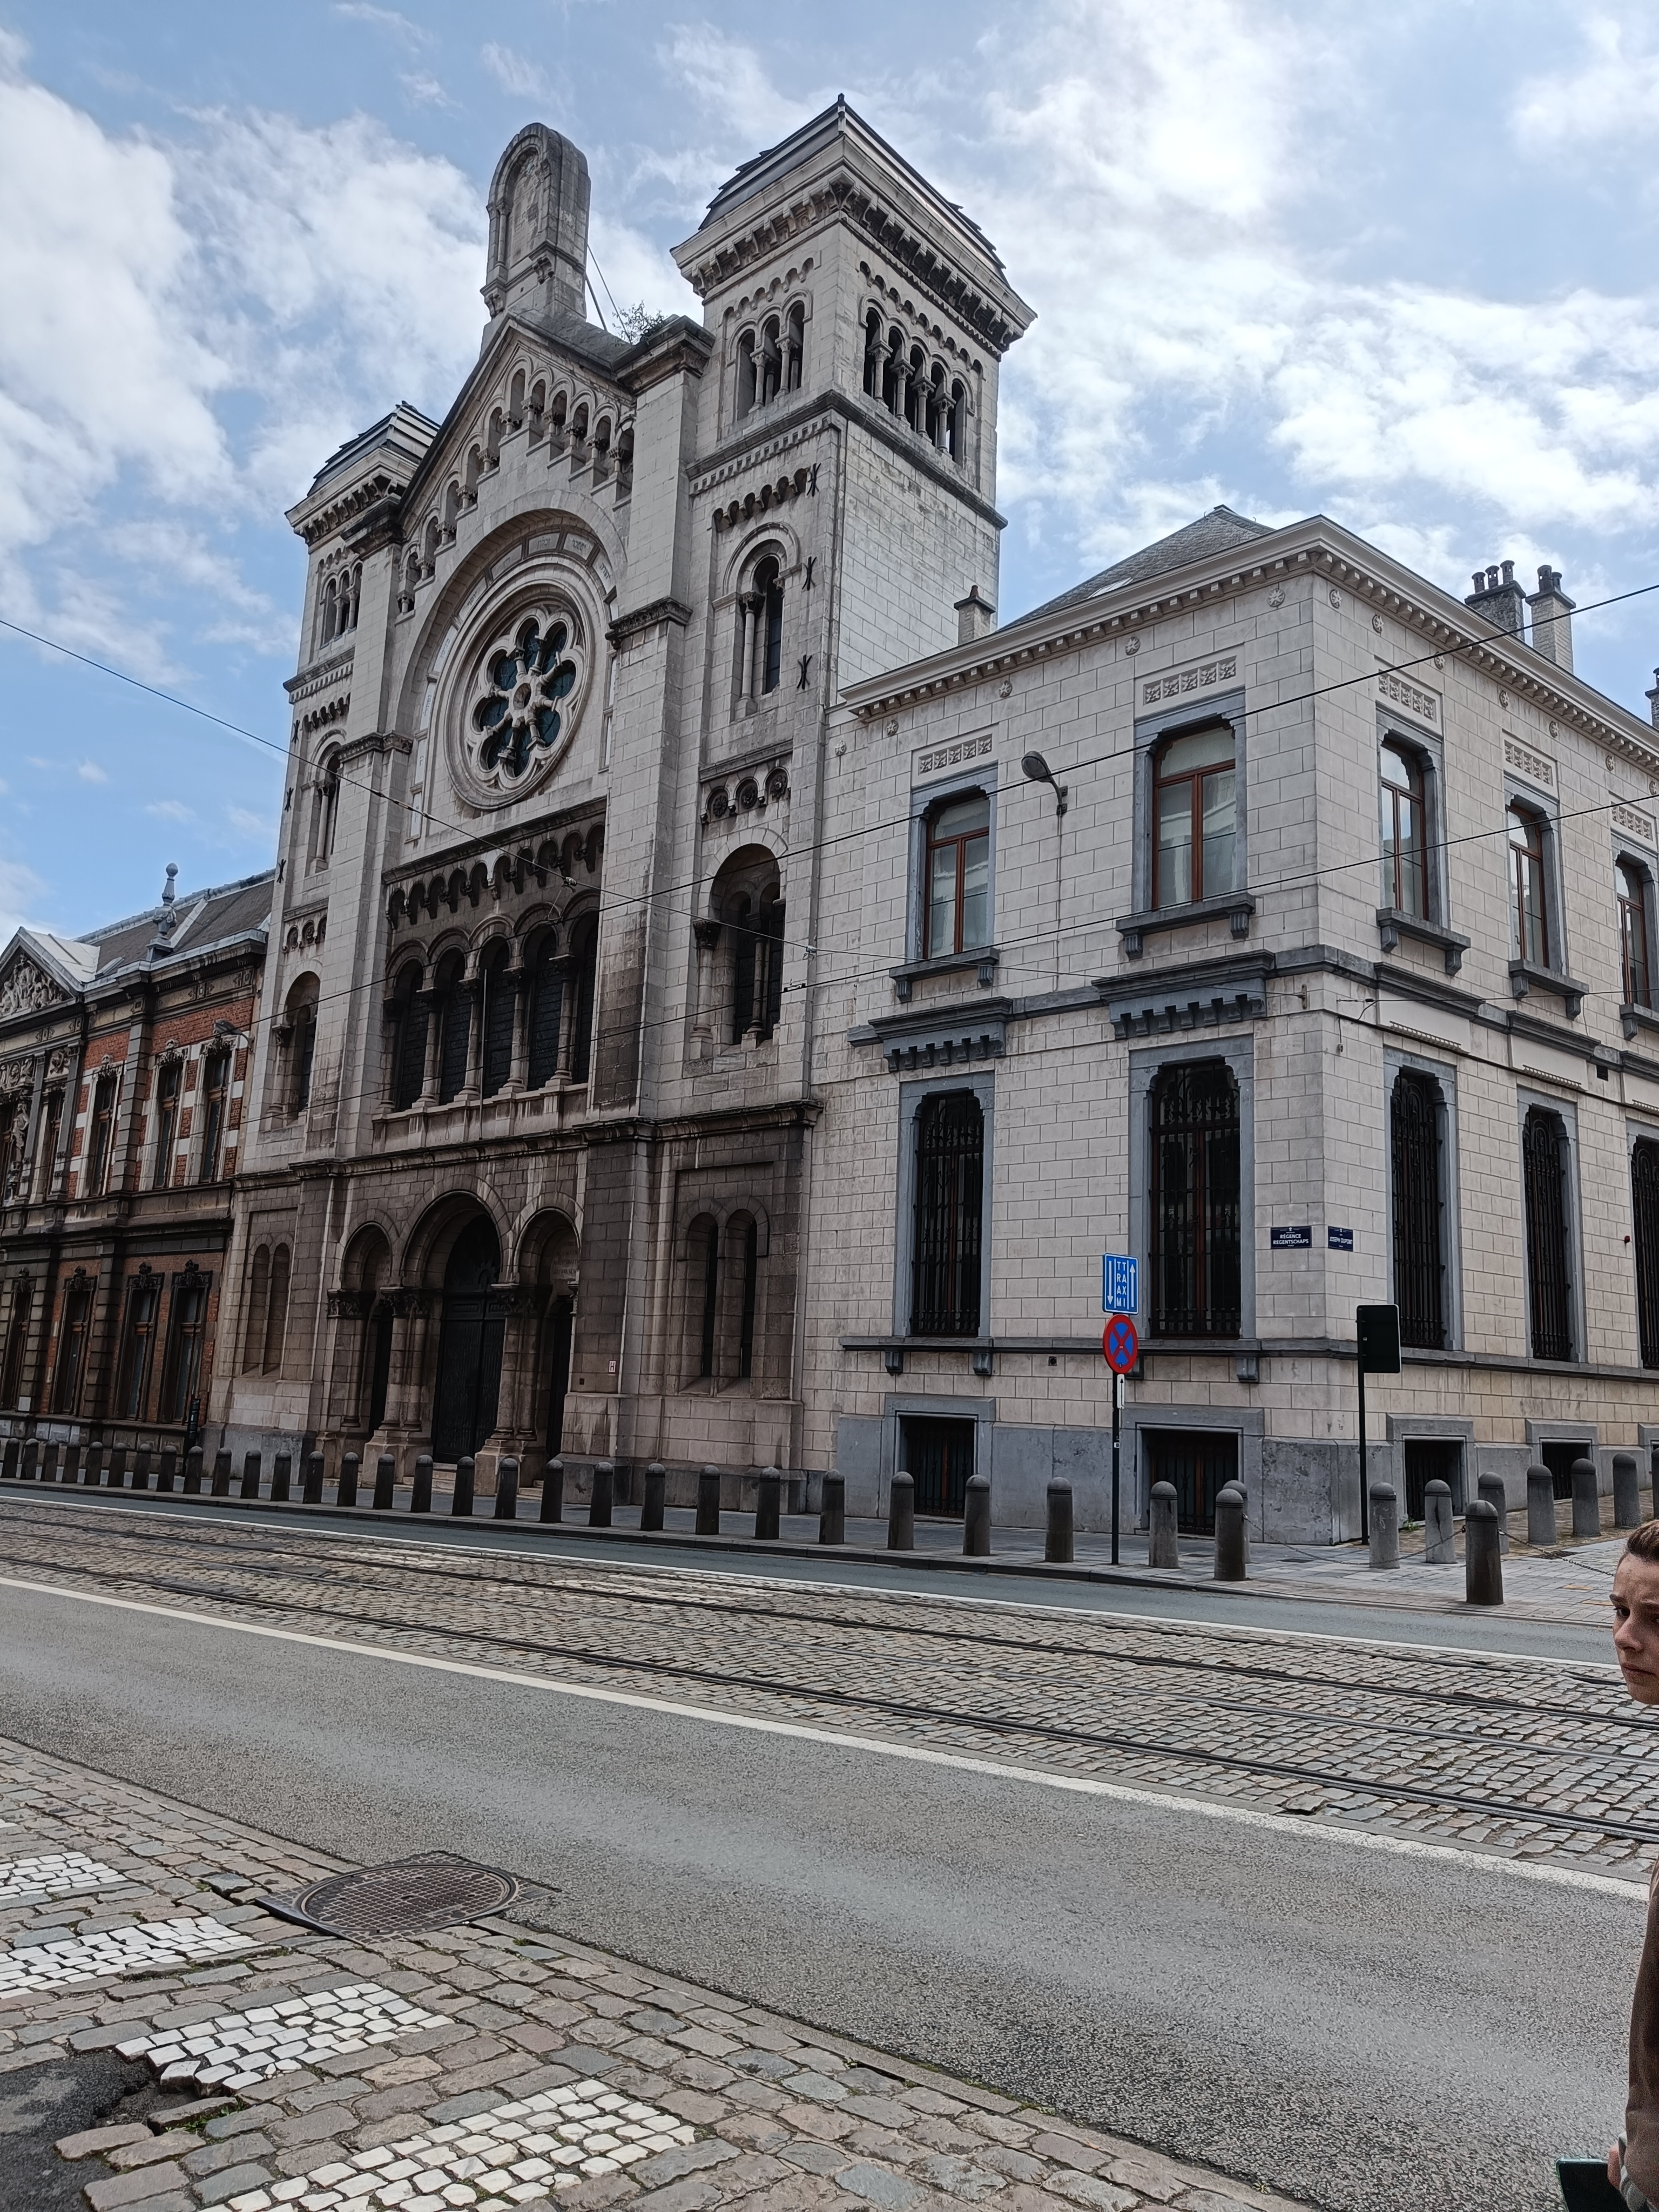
<box><xmin>3</xmin><ymin>0</ymin><xmax>1659</xmax><ymax>939</ymax></box>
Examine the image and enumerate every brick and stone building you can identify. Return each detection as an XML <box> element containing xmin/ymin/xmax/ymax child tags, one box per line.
<box><xmin>0</xmin><ymin>871</ymin><xmax>270</xmax><ymax>1463</ymax></box>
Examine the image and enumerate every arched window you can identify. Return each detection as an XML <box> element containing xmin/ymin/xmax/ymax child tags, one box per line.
<box><xmin>479</xmin><ymin>942</ymin><xmax>515</xmax><ymax>1098</ymax></box>
<box><xmin>691</xmin><ymin>1215</ymin><xmax>719</xmax><ymax>1381</ymax></box>
<box><xmin>1154</xmin><ymin>724</ymin><xmax>1237</xmax><ymax>908</ymax></box>
<box><xmin>1380</xmin><ymin>741</ymin><xmax>1427</xmax><ymax>918</ymax></box>
<box><xmin>753</xmin><ymin>556</ymin><xmax>783</xmax><ymax>696</ymax></box>
<box><xmin>318</xmin><ymin>576</ymin><xmax>338</xmax><ymax>651</ymax></box>
<box><xmin>263</xmin><ymin>1244</ymin><xmax>290</xmax><ymax>1373</ymax></box>
<box><xmin>736</xmin><ymin>329</ymin><xmax>757</xmax><ymax>416</ymax></box>
<box><xmin>906</xmin><ymin>346</ymin><xmax>926</xmax><ymax>433</ymax></box>
<box><xmin>568</xmin><ymin>915</ymin><xmax>598</xmax><ymax>1084</ymax></box>
<box><xmin>435</xmin><ymin>953</ymin><xmax>470</xmax><ymax>1104</ymax></box>
<box><xmin>430</xmin><ymin>1214</ymin><xmax>504</xmax><ymax>1462</ymax></box>
<box><xmin>911</xmin><ymin>1092</ymin><xmax>984</xmax><ymax>1338</ymax></box>
<box><xmin>312</xmin><ymin>752</ymin><xmax>341</xmax><ymax>865</ymax></box>
<box><xmin>760</xmin><ymin>317</ymin><xmax>781</xmax><ymax>406</ymax></box>
<box><xmin>1634</xmin><ymin>1139</ymin><xmax>1659</xmax><ymax>1369</ymax></box>
<box><xmin>1620</xmin><ymin>860</ymin><xmax>1652</xmax><ymax>1008</ymax></box>
<box><xmin>571</xmin><ymin>402</ymin><xmax>589</xmax><ymax>443</ymax></box>
<box><xmin>1509</xmin><ymin>802</ymin><xmax>1549</xmax><ymax>965</ymax></box>
<box><xmin>1391</xmin><ymin>1069</ymin><xmax>1446</xmax><ymax>1349</ymax></box>
<box><xmin>86</xmin><ymin>1072</ymin><xmax>118</xmax><ymax>1198</ymax></box>
<box><xmin>948</xmin><ymin>379</ymin><xmax>966</xmax><ymax>463</ymax></box>
<box><xmin>785</xmin><ymin>303</ymin><xmax>804</xmax><ymax>392</ymax></box>
<box><xmin>862</xmin><ymin>309</ymin><xmax>883</xmax><ymax>399</ymax></box>
<box><xmin>242</xmin><ymin>1246</ymin><xmax>271</xmax><ymax>1372</ymax></box>
<box><xmin>345</xmin><ymin>563</ymin><xmax>361</xmax><ymax>631</ymax></box>
<box><xmin>198</xmin><ymin>1049</ymin><xmax>230</xmax><ymax>1182</ymax></box>
<box><xmin>925</xmin><ymin>792</ymin><xmax>990</xmax><ymax>957</ymax></box>
<box><xmin>149</xmin><ymin>1061</ymin><xmax>180</xmax><ymax>1190</ymax></box>
<box><xmin>509</xmin><ymin>369</ymin><xmax>526</xmax><ymax>425</ymax></box>
<box><xmin>390</xmin><ymin>962</ymin><xmax>428</xmax><ymax>1111</ymax></box>
<box><xmin>1150</xmin><ymin>1061</ymin><xmax>1240</xmax><ymax>1338</ymax></box>
<box><xmin>732</xmin><ymin>1212</ymin><xmax>759</xmax><ymax>1380</ymax></box>
<box><xmin>284</xmin><ymin>977</ymin><xmax>319</xmax><ymax>1117</ymax></box>
<box><xmin>526</xmin><ymin>936</ymin><xmax>564</xmax><ymax>1089</ymax></box>
<box><xmin>883</xmin><ymin>326</ymin><xmax>905</xmax><ymax>415</ymax></box>
<box><xmin>1522</xmin><ymin>1104</ymin><xmax>1574</xmax><ymax>1361</ymax></box>
<box><xmin>713</xmin><ymin>849</ymin><xmax>784</xmax><ymax>1046</ymax></box>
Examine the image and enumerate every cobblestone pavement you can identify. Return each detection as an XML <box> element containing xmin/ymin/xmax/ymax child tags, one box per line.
<box><xmin>0</xmin><ymin>1495</ymin><xmax>1650</xmax><ymax>1885</ymax></box>
<box><xmin>1</xmin><ymin>1736</ymin><xmax>1306</xmax><ymax>2212</ymax></box>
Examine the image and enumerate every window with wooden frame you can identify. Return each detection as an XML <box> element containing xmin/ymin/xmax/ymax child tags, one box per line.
<box><xmin>1380</xmin><ymin>740</ymin><xmax>1428</xmax><ymax>918</ymax></box>
<box><xmin>1620</xmin><ymin>860</ymin><xmax>1653</xmax><ymax>1009</ymax></box>
<box><xmin>53</xmin><ymin>1276</ymin><xmax>92</xmax><ymax>1413</ymax></box>
<box><xmin>198</xmin><ymin>1050</ymin><xmax>230</xmax><ymax>1183</ymax></box>
<box><xmin>1153</xmin><ymin>724</ymin><xmax>1237</xmax><ymax>908</ymax></box>
<box><xmin>390</xmin><ymin>962</ymin><xmax>428</xmax><ymax>1111</ymax></box>
<box><xmin>159</xmin><ymin>1268</ymin><xmax>208</xmax><ymax>1424</ymax></box>
<box><xmin>85</xmin><ymin>1073</ymin><xmax>118</xmax><ymax>1197</ymax></box>
<box><xmin>116</xmin><ymin>1269</ymin><xmax>160</xmax><ymax>1419</ymax></box>
<box><xmin>923</xmin><ymin>792</ymin><xmax>990</xmax><ymax>958</ymax></box>
<box><xmin>151</xmin><ymin>1061</ymin><xmax>180</xmax><ymax>1186</ymax></box>
<box><xmin>1</xmin><ymin>1279</ymin><xmax>31</xmax><ymax>1410</ymax></box>
<box><xmin>1509</xmin><ymin>802</ymin><xmax>1549</xmax><ymax>967</ymax></box>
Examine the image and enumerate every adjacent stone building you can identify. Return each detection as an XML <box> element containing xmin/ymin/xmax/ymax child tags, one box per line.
<box><xmin>0</xmin><ymin>872</ymin><xmax>270</xmax><ymax>1462</ymax></box>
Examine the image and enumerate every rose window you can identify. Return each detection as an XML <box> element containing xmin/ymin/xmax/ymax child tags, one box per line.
<box><xmin>467</xmin><ymin>613</ymin><xmax>583</xmax><ymax>791</ymax></box>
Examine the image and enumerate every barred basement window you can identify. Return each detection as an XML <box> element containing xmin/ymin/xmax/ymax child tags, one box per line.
<box><xmin>1634</xmin><ymin>1138</ymin><xmax>1659</xmax><ymax>1369</ymax></box>
<box><xmin>1391</xmin><ymin>1069</ymin><xmax>1446</xmax><ymax>1350</ymax></box>
<box><xmin>909</xmin><ymin>1091</ymin><xmax>984</xmax><ymax>1337</ymax></box>
<box><xmin>1522</xmin><ymin>1104</ymin><xmax>1575</xmax><ymax>1361</ymax></box>
<box><xmin>1150</xmin><ymin>1060</ymin><xmax>1240</xmax><ymax>1338</ymax></box>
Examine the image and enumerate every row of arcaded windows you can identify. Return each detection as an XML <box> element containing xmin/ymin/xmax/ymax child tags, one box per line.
<box><xmin>862</xmin><ymin>310</ymin><xmax>967</xmax><ymax>463</ymax></box>
<box><xmin>735</xmin><ymin>305</ymin><xmax>804</xmax><ymax>420</ymax></box>
<box><xmin>241</xmin><ymin>1243</ymin><xmax>291</xmax><ymax>1375</ymax></box>
<box><xmin>11</xmin><ymin>1050</ymin><xmax>232</xmax><ymax>1208</ymax></box>
<box><xmin>387</xmin><ymin>922</ymin><xmax>597</xmax><ymax>1112</ymax></box>
<box><xmin>314</xmin><ymin>564</ymin><xmax>361</xmax><ymax>656</ymax></box>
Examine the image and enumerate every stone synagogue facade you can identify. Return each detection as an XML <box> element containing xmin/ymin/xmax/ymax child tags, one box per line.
<box><xmin>10</xmin><ymin>101</ymin><xmax>1659</xmax><ymax>1540</ymax></box>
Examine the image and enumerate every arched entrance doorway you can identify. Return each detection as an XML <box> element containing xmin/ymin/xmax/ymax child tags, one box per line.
<box><xmin>431</xmin><ymin>1215</ymin><xmax>504</xmax><ymax>1461</ymax></box>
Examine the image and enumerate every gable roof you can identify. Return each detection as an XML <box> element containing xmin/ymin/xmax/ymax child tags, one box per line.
<box><xmin>1023</xmin><ymin>506</ymin><xmax>1278</xmax><ymax>622</ymax></box>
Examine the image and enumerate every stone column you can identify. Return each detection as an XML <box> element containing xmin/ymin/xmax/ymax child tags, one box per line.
<box><xmin>493</xmin><ymin>1289</ymin><xmax>542</xmax><ymax>1476</ymax></box>
<box><xmin>552</xmin><ymin>959</ymin><xmax>578</xmax><ymax>1080</ymax></box>
<box><xmin>324</xmin><ymin>1290</ymin><xmax>368</xmax><ymax>1432</ymax></box>
<box><xmin>417</xmin><ymin>989</ymin><xmax>442</xmax><ymax>1104</ymax></box>
<box><xmin>690</xmin><ymin>921</ymin><xmax>721</xmax><ymax>1061</ymax></box>
<box><xmin>383</xmin><ymin>1289</ymin><xmax>433</xmax><ymax>1449</ymax></box>
<box><xmin>738</xmin><ymin>595</ymin><xmax>760</xmax><ymax>707</ymax></box>
<box><xmin>460</xmin><ymin>974</ymin><xmax>484</xmax><ymax>1099</ymax></box>
<box><xmin>505</xmin><ymin>963</ymin><xmax>530</xmax><ymax>1092</ymax></box>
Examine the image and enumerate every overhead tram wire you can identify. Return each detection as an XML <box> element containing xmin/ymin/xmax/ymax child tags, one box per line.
<box><xmin>10</xmin><ymin>569</ymin><xmax>1659</xmax><ymax>1067</ymax></box>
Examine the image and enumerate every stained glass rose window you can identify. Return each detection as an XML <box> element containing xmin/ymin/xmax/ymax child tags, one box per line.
<box><xmin>461</xmin><ymin>607</ymin><xmax>586</xmax><ymax>798</ymax></box>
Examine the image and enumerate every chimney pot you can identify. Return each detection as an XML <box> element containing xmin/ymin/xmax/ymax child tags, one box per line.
<box><xmin>1487</xmin><ymin>566</ymin><xmax>1500</xmax><ymax>590</ymax></box>
<box><xmin>1500</xmin><ymin>559</ymin><xmax>1515</xmax><ymax>587</ymax></box>
<box><xmin>1526</xmin><ymin>562</ymin><xmax>1576</xmax><ymax>674</ymax></box>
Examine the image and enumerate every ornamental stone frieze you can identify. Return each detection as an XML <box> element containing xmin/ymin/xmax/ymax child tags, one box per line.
<box><xmin>703</xmin><ymin>764</ymin><xmax>789</xmax><ymax>828</ymax></box>
<box><xmin>0</xmin><ymin>959</ymin><xmax>63</xmax><ymax>1019</ymax></box>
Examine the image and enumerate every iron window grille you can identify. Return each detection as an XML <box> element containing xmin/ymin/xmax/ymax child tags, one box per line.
<box><xmin>1380</xmin><ymin>741</ymin><xmax>1428</xmax><ymax>917</ymax></box>
<box><xmin>923</xmin><ymin>793</ymin><xmax>990</xmax><ymax>958</ymax></box>
<box><xmin>1150</xmin><ymin>1060</ymin><xmax>1242</xmax><ymax>1337</ymax></box>
<box><xmin>1522</xmin><ymin>1104</ymin><xmax>1575</xmax><ymax>1361</ymax></box>
<box><xmin>1509</xmin><ymin>803</ymin><xmax>1549</xmax><ymax>966</ymax></box>
<box><xmin>1391</xmin><ymin>1069</ymin><xmax>1447</xmax><ymax>1350</ymax></box>
<box><xmin>1621</xmin><ymin>861</ymin><xmax>1653</xmax><ymax>1008</ymax></box>
<box><xmin>1153</xmin><ymin>724</ymin><xmax>1237</xmax><ymax>909</ymax></box>
<box><xmin>1143</xmin><ymin>1428</ymin><xmax>1238</xmax><ymax>1536</ymax></box>
<box><xmin>909</xmin><ymin>1091</ymin><xmax>985</xmax><ymax>1337</ymax></box>
<box><xmin>1634</xmin><ymin>1138</ymin><xmax>1659</xmax><ymax>1369</ymax></box>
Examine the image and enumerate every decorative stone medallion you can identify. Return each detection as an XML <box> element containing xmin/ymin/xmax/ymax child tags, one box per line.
<box><xmin>452</xmin><ymin>601</ymin><xmax>589</xmax><ymax>806</ymax></box>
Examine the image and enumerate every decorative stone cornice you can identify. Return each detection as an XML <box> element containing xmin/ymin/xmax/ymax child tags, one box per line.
<box><xmin>284</xmin><ymin>647</ymin><xmax>355</xmax><ymax>704</ymax></box>
<box><xmin>608</xmin><ymin>597</ymin><xmax>692</xmax><ymax>649</ymax></box>
<box><xmin>617</xmin><ymin>319</ymin><xmax>715</xmax><ymax>398</ymax></box>
<box><xmin>293</xmin><ymin>469</ymin><xmax>403</xmax><ymax>549</ymax></box>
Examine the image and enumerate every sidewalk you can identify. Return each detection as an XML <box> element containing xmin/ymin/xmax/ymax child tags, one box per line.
<box><xmin>0</xmin><ymin>1736</ymin><xmax>1309</xmax><ymax>2212</ymax></box>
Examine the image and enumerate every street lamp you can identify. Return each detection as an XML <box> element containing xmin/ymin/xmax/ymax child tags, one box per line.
<box><xmin>1021</xmin><ymin>750</ymin><xmax>1068</xmax><ymax>817</ymax></box>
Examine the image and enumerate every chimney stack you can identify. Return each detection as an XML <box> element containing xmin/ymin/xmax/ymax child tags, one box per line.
<box><xmin>955</xmin><ymin>585</ymin><xmax>996</xmax><ymax>645</ymax></box>
<box><xmin>1465</xmin><ymin>558</ymin><xmax>1527</xmax><ymax>638</ymax></box>
<box><xmin>1647</xmin><ymin>669</ymin><xmax>1659</xmax><ymax>732</ymax></box>
<box><xmin>1527</xmin><ymin>564</ymin><xmax>1576</xmax><ymax>674</ymax></box>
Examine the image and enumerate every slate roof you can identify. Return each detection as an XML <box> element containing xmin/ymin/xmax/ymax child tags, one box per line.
<box><xmin>79</xmin><ymin>870</ymin><xmax>274</xmax><ymax>980</ymax></box>
<box><xmin>1023</xmin><ymin>505</ymin><xmax>1279</xmax><ymax>622</ymax></box>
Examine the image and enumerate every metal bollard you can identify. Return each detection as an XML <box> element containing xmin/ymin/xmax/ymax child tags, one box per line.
<box><xmin>590</xmin><ymin>1459</ymin><xmax>615</xmax><ymax>1528</ymax></box>
<box><xmin>538</xmin><ymin>1456</ymin><xmax>563</xmax><ymax>1523</ymax></box>
<box><xmin>1571</xmin><ymin>1455</ymin><xmax>1601</xmax><ymax>1539</ymax></box>
<box><xmin>1424</xmin><ymin>1476</ymin><xmax>1455</xmax><ymax>1563</ymax></box>
<box><xmin>209</xmin><ymin>1449</ymin><xmax>231</xmax><ymax>1498</ymax></box>
<box><xmin>158</xmin><ymin>1446</ymin><xmax>177</xmax><ymax>1493</ymax></box>
<box><xmin>696</xmin><ymin>1464</ymin><xmax>721</xmax><ymax>1535</ymax></box>
<box><xmin>106</xmin><ymin>1446</ymin><xmax>127</xmax><ymax>1490</ymax></box>
<box><xmin>1466</xmin><ymin>1498</ymin><xmax>1503</xmax><ymax>1605</ymax></box>
<box><xmin>269</xmin><ymin>1452</ymin><xmax>290</xmax><ymax>1502</ymax></box>
<box><xmin>1</xmin><ymin>1438</ymin><xmax>15</xmax><ymax>1479</ymax></box>
<box><xmin>410</xmin><ymin>1455</ymin><xmax>432</xmax><ymax>1514</ymax></box>
<box><xmin>641</xmin><ymin>1461</ymin><xmax>665</xmax><ymax>1532</ymax></box>
<box><xmin>241</xmin><ymin>1451</ymin><xmax>261</xmax><ymax>1501</ymax></box>
<box><xmin>1476</xmin><ymin>1470</ymin><xmax>1508</xmax><ymax>1554</ymax></box>
<box><xmin>820</xmin><ymin>1471</ymin><xmax>846</xmax><ymax>1546</ymax></box>
<box><xmin>183</xmin><ymin>1445</ymin><xmax>204</xmax><ymax>1495</ymax></box>
<box><xmin>63</xmin><ymin>1443</ymin><xmax>80</xmax><ymax>1485</ymax></box>
<box><xmin>451</xmin><ymin>1456</ymin><xmax>475</xmax><ymax>1517</ymax></box>
<box><xmin>336</xmin><ymin>1452</ymin><xmax>359</xmax><ymax>1509</ymax></box>
<box><xmin>1615</xmin><ymin>1452</ymin><xmax>1642</xmax><ymax>1530</ymax></box>
<box><xmin>1368</xmin><ymin>1482</ymin><xmax>1400</xmax><ymax>1569</ymax></box>
<box><xmin>1046</xmin><ymin>1476</ymin><xmax>1074</xmax><ymax>1564</ymax></box>
<box><xmin>494</xmin><ymin>1455</ymin><xmax>519</xmax><ymax>1520</ymax></box>
<box><xmin>302</xmin><ymin>1449</ymin><xmax>324</xmax><ymax>1505</ymax></box>
<box><xmin>1213</xmin><ymin>1483</ymin><xmax>1247</xmax><ymax>1580</ymax></box>
<box><xmin>1148</xmin><ymin>1479</ymin><xmax>1178</xmax><ymax>1569</ymax></box>
<box><xmin>131</xmin><ymin>1446</ymin><xmax>150</xmax><ymax>1492</ymax></box>
<box><xmin>18</xmin><ymin>1440</ymin><xmax>36</xmax><ymax>1480</ymax></box>
<box><xmin>375</xmin><ymin>1452</ymin><xmax>397</xmax><ymax>1513</ymax></box>
<box><xmin>755</xmin><ymin>1466</ymin><xmax>781</xmax><ymax>1541</ymax></box>
<box><xmin>83</xmin><ymin>1446</ymin><xmax>103</xmax><ymax>1486</ymax></box>
<box><xmin>963</xmin><ymin>1471</ymin><xmax>991</xmax><ymax>1556</ymax></box>
<box><xmin>888</xmin><ymin>1471</ymin><xmax>914</xmax><ymax>1550</ymax></box>
<box><xmin>1526</xmin><ymin>1463</ymin><xmax>1555</xmax><ymax>1546</ymax></box>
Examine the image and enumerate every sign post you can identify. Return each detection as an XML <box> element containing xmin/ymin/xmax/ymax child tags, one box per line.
<box><xmin>1102</xmin><ymin>1312</ymin><xmax>1139</xmax><ymax>1566</ymax></box>
<box><xmin>1354</xmin><ymin>1303</ymin><xmax>1401</xmax><ymax>1544</ymax></box>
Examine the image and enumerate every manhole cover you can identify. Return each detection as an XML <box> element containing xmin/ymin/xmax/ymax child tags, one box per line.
<box><xmin>261</xmin><ymin>1852</ymin><xmax>520</xmax><ymax>1939</ymax></box>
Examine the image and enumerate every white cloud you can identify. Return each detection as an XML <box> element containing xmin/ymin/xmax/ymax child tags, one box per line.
<box><xmin>0</xmin><ymin>855</ymin><xmax>44</xmax><ymax>941</ymax></box>
<box><xmin>75</xmin><ymin>760</ymin><xmax>106</xmax><ymax>784</ymax></box>
<box><xmin>400</xmin><ymin>72</ymin><xmax>456</xmax><ymax>110</ymax></box>
<box><xmin>661</xmin><ymin>26</ymin><xmax>816</xmax><ymax>147</ymax></box>
<box><xmin>1513</xmin><ymin>14</ymin><xmax>1659</xmax><ymax>151</ymax></box>
<box><xmin>480</xmin><ymin>43</ymin><xmax>557</xmax><ymax>104</ymax></box>
<box><xmin>226</xmin><ymin>804</ymin><xmax>274</xmax><ymax>839</ymax></box>
<box><xmin>145</xmin><ymin>799</ymin><xmax>194</xmax><ymax>823</ymax></box>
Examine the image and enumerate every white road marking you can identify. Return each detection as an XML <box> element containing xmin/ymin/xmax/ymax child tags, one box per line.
<box><xmin>0</xmin><ymin>1572</ymin><xmax>1647</xmax><ymax>1904</ymax></box>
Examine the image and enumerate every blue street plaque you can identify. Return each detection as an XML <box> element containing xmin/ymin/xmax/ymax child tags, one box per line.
<box><xmin>1270</xmin><ymin>1225</ymin><xmax>1313</xmax><ymax>1250</ymax></box>
<box><xmin>1102</xmin><ymin>1253</ymin><xmax>1138</xmax><ymax>1314</ymax></box>
<box><xmin>1328</xmin><ymin>1226</ymin><xmax>1354</xmax><ymax>1252</ymax></box>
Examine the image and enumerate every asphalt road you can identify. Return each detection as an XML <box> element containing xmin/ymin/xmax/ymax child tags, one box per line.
<box><xmin>0</xmin><ymin>1571</ymin><xmax>1632</xmax><ymax>2212</ymax></box>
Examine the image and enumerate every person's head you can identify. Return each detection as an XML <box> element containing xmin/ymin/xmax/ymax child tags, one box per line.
<box><xmin>1613</xmin><ymin>1522</ymin><xmax>1659</xmax><ymax>1703</ymax></box>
